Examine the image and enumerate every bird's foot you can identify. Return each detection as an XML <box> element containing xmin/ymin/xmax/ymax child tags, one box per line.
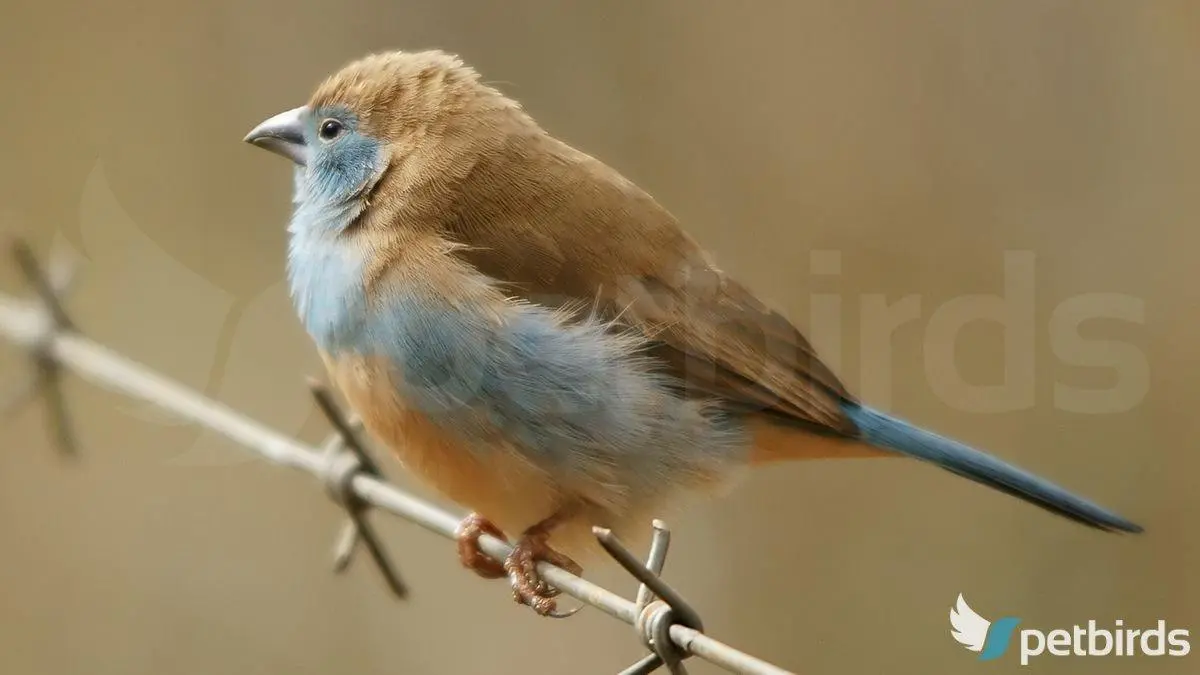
<box><xmin>455</xmin><ymin>512</ymin><xmax>507</xmax><ymax>579</ymax></box>
<box><xmin>504</xmin><ymin>530</ymin><xmax>583</xmax><ymax>617</ymax></box>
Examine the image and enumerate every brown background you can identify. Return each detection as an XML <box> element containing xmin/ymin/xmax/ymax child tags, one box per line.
<box><xmin>0</xmin><ymin>1</ymin><xmax>1195</xmax><ymax>674</ymax></box>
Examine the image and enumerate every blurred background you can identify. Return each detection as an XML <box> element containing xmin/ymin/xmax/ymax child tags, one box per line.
<box><xmin>0</xmin><ymin>1</ymin><xmax>1195</xmax><ymax>673</ymax></box>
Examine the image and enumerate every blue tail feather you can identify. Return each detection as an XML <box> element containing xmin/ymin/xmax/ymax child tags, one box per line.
<box><xmin>842</xmin><ymin>402</ymin><xmax>1143</xmax><ymax>533</ymax></box>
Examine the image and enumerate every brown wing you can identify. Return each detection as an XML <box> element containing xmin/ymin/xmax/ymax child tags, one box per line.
<box><xmin>435</xmin><ymin>132</ymin><xmax>857</xmax><ymax>435</ymax></box>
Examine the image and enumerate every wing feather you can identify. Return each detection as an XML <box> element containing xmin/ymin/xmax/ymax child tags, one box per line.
<box><xmin>433</xmin><ymin>132</ymin><xmax>856</xmax><ymax>435</ymax></box>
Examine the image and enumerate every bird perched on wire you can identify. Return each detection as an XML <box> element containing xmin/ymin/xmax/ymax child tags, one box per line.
<box><xmin>244</xmin><ymin>49</ymin><xmax>1142</xmax><ymax>616</ymax></box>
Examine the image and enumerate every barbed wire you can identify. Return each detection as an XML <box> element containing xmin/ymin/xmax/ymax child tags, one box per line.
<box><xmin>0</xmin><ymin>239</ymin><xmax>795</xmax><ymax>675</ymax></box>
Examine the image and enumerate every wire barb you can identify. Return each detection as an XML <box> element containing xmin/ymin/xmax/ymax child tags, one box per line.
<box><xmin>599</xmin><ymin>523</ymin><xmax>705</xmax><ymax>675</ymax></box>
<box><xmin>309</xmin><ymin>380</ymin><xmax>408</xmax><ymax>599</ymax></box>
<box><xmin>318</xmin><ymin>418</ymin><xmax>365</xmax><ymax>574</ymax></box>
<box><xmin>636</xmin><ymin>519</ymin><xmax>672</xmax><ymax>613</ymax></box>
<box><xmin>6</xmin><ymin>239</ymin><xmax>78</xmax><ymax>457</ymax></box>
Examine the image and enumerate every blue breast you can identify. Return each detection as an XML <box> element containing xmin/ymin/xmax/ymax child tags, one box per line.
<box><xmin>286</xmin><ymin>169</ymin><xmax>370</xmax><ymax>352</ymax></box>
<box><xmin>358</xmin><ymin>282</ymin><xmax>750</xmax><ymax>488</ymax></box>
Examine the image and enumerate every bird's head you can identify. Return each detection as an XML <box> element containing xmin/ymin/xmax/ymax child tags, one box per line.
<box><xmin>244</xmin><ymin>49</ymin><xmax>528</xmax><ymax>213</ymax></box>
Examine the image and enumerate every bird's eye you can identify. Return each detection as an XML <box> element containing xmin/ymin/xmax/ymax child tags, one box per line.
<box><xmin>318</xmin><ymin>119</ymin><xmax>345</xmax><ymax>142</ymax></box>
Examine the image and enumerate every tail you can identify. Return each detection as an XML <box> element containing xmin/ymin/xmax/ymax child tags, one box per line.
<box><xmin>842</xmin><ymin>403</ymin><xmax>1143</xmax><ymax>534</ymax></box>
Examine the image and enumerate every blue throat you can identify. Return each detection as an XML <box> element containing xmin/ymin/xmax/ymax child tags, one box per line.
<box><xmin>286</xmin><ymin>166</ymin><xmax>371</xmax><ymax>353</ymax></box>
<box><xmin>284</xmin><ymin>107</ymin><xmax>387</xmax><ymax>352</ymax></box>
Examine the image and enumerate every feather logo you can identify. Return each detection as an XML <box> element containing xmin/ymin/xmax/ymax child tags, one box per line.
<box><xmin>38</xmin><ymin>159</ymin><xmax>326</xmax><ymax>466</ymax></box>
<box><xmin>951</xmin><ymin>594</ymin><xmax>1022</xmax><ymax>661</ymax></box>
<box><xmin>950</xmin><ymin>593</ymin><xmax>991</xmax><ymax>652</ymax></box>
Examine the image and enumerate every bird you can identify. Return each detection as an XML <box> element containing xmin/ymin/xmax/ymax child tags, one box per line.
<box><xmin>244</xmin><ymin>49</ymin><xmax>1143</xmax><ymax>616</ymax></box>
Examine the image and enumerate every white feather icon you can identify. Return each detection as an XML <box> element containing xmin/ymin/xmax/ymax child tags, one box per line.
<box><xmin>47</xmin><ymin>159</ymin><xmax>324</xmax><ymax>466</ymax></box>
<box><xmin>950</xmin><ymin>593</ymin><xmax>991</xmax><ymax>652</ymax></box>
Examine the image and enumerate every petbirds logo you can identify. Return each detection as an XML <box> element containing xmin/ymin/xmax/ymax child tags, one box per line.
<box><xmin>950</xmin><ymin>594</ymin><xmax>1190</xmax><ymax>666</ymax></box>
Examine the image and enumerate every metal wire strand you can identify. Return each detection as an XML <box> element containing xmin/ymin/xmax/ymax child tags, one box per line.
<box><xmin>309</xmin><ymin>380</ymin><xmax>408</xmax><ymax>599</ymax></box>
<box><xmin>618</xmin><ymin>520</ymin><xmax>676</xmax><ymax>674</ymax></box>
<box><xmin>0</xmin><ymin>240</ymin><xmax>796</xmax><ymax>675</ymax></box>
<box><xmin>8</xmin><ymin>239</ymin><xmax>77</xmax><ymax>456</ymax></box>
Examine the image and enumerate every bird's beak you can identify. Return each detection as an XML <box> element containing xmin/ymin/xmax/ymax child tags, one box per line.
<box><xmin>244</xmin><ymin>106</ymin><xmax>309</xmax><ymax>166</ymax></box>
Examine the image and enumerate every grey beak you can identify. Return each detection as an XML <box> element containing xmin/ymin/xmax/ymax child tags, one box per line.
<box><xmin>244</xmin><ymin>106</ymin><xmax>309</xmax><ymax>166</ymax></box>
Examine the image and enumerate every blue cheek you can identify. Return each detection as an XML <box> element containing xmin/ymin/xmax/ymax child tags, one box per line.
<box><xmin>306</xmin><ymin>133</ymin><xmax>384</xmax><ymax>205</ymax></box>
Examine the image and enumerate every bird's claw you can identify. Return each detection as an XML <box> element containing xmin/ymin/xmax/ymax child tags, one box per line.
<box><xmin>455</xmin><ymin>512</ymin><xmax>508</xmax><ymax>579</ymax></box>
<box><xmin>504</xmin><ymin>532</ymin><xmax>583</xmax><ymax>617</ymax></box>
<box><xmin>456</xmin><ymin>511</ymin><xmax>584</xmax><ymax>617</ymax></box>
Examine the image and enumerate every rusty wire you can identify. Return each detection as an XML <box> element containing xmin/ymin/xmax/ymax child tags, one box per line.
<box><xmin>0</xmin><ymin>240</ymin><xmax>795</xmax><ymax>675</ymax></box>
